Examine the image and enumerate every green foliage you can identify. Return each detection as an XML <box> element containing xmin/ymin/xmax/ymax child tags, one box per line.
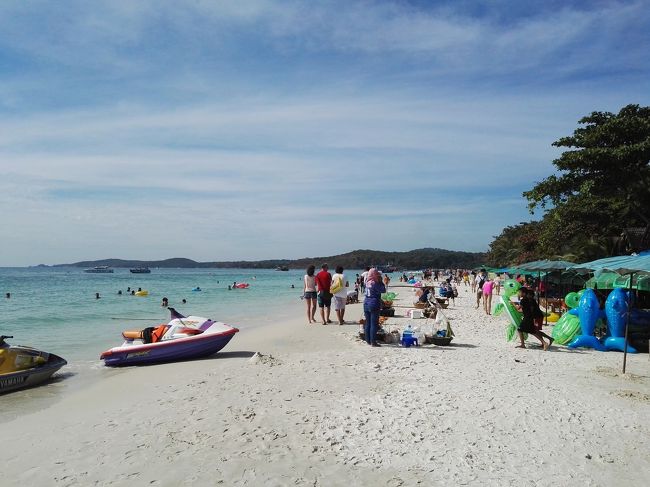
<box><xmin>485</xmin><ymin>221</ymin><xmax>542</xmax><ymax>266</ymax></box>
<box><xmin>524</xmin><ymin>104</ymin><xmax>650</xmax><ymax>224</ymax></box>
<box><xmin>488</xmin><ymin>104</ymin><xmax>650</xmax><ymax>267</ymax></box>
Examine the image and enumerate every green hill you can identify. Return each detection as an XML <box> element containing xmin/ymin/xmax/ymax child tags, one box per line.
<box><xmin>58</xmin><ymin>248</ymin><xmax>484</xmax><ymax>270</ymax></box>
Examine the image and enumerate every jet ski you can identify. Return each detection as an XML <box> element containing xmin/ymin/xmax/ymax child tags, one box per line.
<box><xmin>0</xmin><ymin>335</ymin><xmax>67</xmax><ymax>394</ymax></box>
<box><xmin>100</xmin><ymin>308</ymin><xmax>239</xmax><ymax>366</ymax></box>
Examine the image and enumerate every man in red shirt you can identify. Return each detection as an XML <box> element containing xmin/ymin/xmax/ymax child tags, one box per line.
<box><xmin>315</xmin><ymin>263</ymin><xmax>333</xmax><ymax>325</ymax></box>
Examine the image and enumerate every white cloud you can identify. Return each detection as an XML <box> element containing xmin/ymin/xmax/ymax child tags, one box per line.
<box><xmin>0</xmin><ymin>1</ymin><xmax>648</xmax><ymax>265</ymax></box>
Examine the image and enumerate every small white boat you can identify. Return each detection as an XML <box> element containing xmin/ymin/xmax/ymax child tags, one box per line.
<box><xmin>84</xmin><ymin>266</ymin><xmax>114</xmax><ymax>273</ymax></box>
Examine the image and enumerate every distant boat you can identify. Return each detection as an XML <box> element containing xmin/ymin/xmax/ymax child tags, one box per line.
<box><xmin>84</xmin><ymin>266</ymin><xmax>114</xmax><ymax>273</ymax></box>
<box><xmin>275</xmin><ymin>266</ymin><xmax>289</xmax><ymax>271</ymax></box>
<box><xmin>376</xmin><ymin>265</ymin><xmax>397</xmax><ymax>274</ymax></box>
<box><xmin>130</xmin><ymin>267</ymin><xmax>151</xmax><ymax>274</ymax></box>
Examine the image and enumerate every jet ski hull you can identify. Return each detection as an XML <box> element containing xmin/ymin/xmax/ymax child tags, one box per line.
<box><xmin>0</xmin><ymin>354</ymin><xmax>67</xmax><ymax>394</ymax></box>
<box><xmin>100</xmin><ymin>327</ymin><xmax>238</xmax><ymax>366</ymax></box>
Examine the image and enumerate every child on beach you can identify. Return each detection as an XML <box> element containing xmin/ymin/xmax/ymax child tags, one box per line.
<box><xmin>515</xmin><ymin>288</ymin><xmax>553</xmax><ymax>350</ymax></box>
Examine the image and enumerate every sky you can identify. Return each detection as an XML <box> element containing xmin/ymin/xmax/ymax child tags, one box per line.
<box><xmin>0</xmin><ymin>0</ymin><xmax>649</xmax><ymax>266</ymax></box>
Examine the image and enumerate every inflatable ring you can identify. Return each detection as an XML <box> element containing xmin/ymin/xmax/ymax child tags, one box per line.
<box><xmin>134</xmin><ymin>290</ymin><xmax>148</xmax><ymax>296</ymax></box>
<box><xmin>564</xmin><ymin>292</ymin><xmax>580</xmax><ymax>309</ymax></box>
<box><xmin>546</xmin><ymin>312</ymin><xmax>560</xmax><ymax>323</ymax></box>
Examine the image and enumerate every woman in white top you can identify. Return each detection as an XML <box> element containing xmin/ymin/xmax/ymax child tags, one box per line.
<box><xmin>303</xmin><ymin>265</ymin><xmax>317</xmax><ymax>324</ymax></box>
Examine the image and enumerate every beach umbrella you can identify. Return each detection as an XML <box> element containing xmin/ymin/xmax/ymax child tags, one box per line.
<box><xmin>613</xmin><ymin>274</ymin><xmax>650</xmax><ymax>292</ymax></box>
<box><xmin>569</xmin><ymin>253</ymin><xmax>650</xmax><ymax>373</ymax></box>
<box><xmin>567</xmin><ymin>254</ymin><xmax>650</xmax><ymax>275</ymax></box>
<box><xmin>517</xmin><ymin>259</ymin><xmax>575</xmax><ymax>272</ymax></box>
<box><xmin>517</xmin><ymin>260</ymin><xmax>575</xmax><ymax>325</ymax></box>
<box><xmin>585</xmin><ymin>272</ymin><xmax>621</xmax><ymax>290</ymax></box>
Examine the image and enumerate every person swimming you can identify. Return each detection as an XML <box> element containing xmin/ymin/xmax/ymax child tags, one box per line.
<box><xmin>182</xmin><ymin>298</ymin><xmax>187</xmax><ymax>304</ymax></box>
<box><xmin>95</xmin><ymin>292</ymin><xmax>101</xmax><ymax>299</ymax></box>
<box><xmin>162</xmin><ymin>297</ymin><xmax>168</xmax><ymax>307</ymax></box>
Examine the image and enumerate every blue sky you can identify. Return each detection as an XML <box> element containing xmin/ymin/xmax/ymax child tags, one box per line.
<box><xmin>0</xmin><ymin>0</ymin><xmax>649</xmax><ymax>266</ymax></box>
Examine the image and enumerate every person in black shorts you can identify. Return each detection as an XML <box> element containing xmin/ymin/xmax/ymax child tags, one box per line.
<box><xmin>516</xmin><ymin>288</ymin><xmax>553</xmax><ymax>350</ymax></box>
<box><xmin>315</xmin><ymin>263</ymin><xmax>333</xmax><ymax>325</ymax></box>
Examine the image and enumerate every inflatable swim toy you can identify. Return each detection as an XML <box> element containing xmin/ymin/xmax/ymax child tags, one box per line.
<box><xmin>551</xmin><ymin>313</ymin><xmax>581</xmax><ymax>345</ymax></box>
<box><xmin>603</xmin><ymin>288</ymin><xmax>637</xmax><ymax>353</ymax></box>
<box><xmin>134</xmin><ymin>290</ymin><xmax>149</xmax><ymax>297</ymax></box>
<box><xmin>192</xmin><ymin>287</ymin><xmax>201</xmax><ymax>292</ymax></box>
<box><xmin>546</xmin><ymin>312</ymin><xmax>560</xmax><ymax>323</ymax></box>
<box><xmin>234</xmin><ymin>283</ymin><xmax>249</xmax><ymax>289</ymax></box>
<box><xmin>493</xmin><ymin>279</ymin><xmax>523</xmax><ymax>342</ymax></box>
<box><xmin>568</xmin><ymin>288</ymin><xmax>607</xmax><ymax>351</ymax></box>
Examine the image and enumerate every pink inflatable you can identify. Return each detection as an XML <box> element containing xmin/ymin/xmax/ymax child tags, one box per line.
<box><xmin>234</xmin><ymin>283</ymin><xmax>249</xmax><ymax>289</ymax></box>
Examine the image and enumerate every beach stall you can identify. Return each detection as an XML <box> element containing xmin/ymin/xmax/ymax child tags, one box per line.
<box><xmin>568</xmin><ymin>253</ymin><xmax>650</xmax><ymax>372</ymax></box>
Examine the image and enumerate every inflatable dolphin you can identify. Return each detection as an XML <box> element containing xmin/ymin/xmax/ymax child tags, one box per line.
<box><xmin>603</xmin><ymin>288</ymin><xmax>637</xmax><ymax>353</ymax></box>
<box><xmin>568</xmin><ymin>288</ymin><xmax>607</xmax><ymax>351</ymax></box>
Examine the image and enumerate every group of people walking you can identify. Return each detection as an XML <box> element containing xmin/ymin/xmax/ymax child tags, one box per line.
<box><xmin>303</xmin><ymin>264</ymin><xmax>349</xmax><ymax>326</ymax></box>
<box><xmin>303</xmin><ymin>264</ymin><xmax>385</xmax><ymax>347</ymax></box>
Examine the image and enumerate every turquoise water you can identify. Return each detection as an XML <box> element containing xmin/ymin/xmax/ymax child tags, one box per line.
<box><xmin>0</xmin><ymin>267</ymin><xmax>310</xmax><ymax>364</ymax></box>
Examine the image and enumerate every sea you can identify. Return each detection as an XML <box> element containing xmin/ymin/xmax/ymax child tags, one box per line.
<box><xmin>0</xmin><ymin>266</ymin><xmax>324</xmax><ymax>415</ymax></box>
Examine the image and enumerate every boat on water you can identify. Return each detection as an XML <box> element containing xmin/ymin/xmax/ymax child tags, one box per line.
<box><xmin>100</xmin><ymin>308</ymin><xmax>239</xmax><ymax>366</ymax></box>
<box><xmin>130</xmin><ymin>267</ymin><xmax>151</xmax><ymax>274</ymax></box>
<box><xmin>376</xmin><ymin>265</ymin><xmax>397</xmax><ymax>274</ymax></box>
<box><xmin>84</xmin><ymin>266</ymin><xmax>114</xmax><ymax>273</ymax></box>
<box><xmin>275</xmin><ymin>266</ymin><xmax>289</xmax><ymax>271</ymax></box>
<box><xmin>0</xmin><ymin>335</ymin><xmax>67</xmax><ymax>394</ymax></box>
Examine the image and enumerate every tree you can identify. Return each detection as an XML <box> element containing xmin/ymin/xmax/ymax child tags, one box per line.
<box><xmin>524</xmin><ymin>104</ymin><xmax>650</xmax><ymax>225</ymax></box>
<box><xmin>486</xmin><ymin>104</ymin><xmax>649</xmax><ymax>267</ymax></box>
<box><xmin>485</xmin><ymin>221</ymin><xmax>543</xmax><ymax>267</ymax></box>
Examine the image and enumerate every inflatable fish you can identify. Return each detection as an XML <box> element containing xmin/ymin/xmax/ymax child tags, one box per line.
<box><xmin>568</xmin><ymin>288</ymin><xmax>607</xmax><ymax>351</ymax></box>
<box><xmin>603</xmin><ymin>288</ymin><xmax>637</xmax><ymax>353</ymax></box>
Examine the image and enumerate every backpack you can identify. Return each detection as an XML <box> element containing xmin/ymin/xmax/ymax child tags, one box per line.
<box><xmin>478</xmin><ymin>278</ymin><xmax>485</xmax><ymax>290</ymax></box>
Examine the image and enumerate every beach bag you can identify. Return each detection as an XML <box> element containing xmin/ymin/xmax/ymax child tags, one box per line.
<box><xmin>330</xmin><ymin>276</ymin><xmax>343</xmax><ymax>295</ymax></box>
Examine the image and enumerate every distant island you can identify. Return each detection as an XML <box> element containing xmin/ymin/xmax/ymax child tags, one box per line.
<box><xmin>56</xmin><ymin>248</ymin><xmax>485</xmax><ymax>270</ymax></box>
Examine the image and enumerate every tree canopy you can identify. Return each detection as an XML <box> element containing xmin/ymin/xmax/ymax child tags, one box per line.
<box><xmin>524</xmin><ymin>104</ymin><xmax>650</xmax><ymax>224</ymax></box>
<box><xmin>487</xmin><ymin>104</ymin><xmax>650</xmax><ymax>267</ymax></box>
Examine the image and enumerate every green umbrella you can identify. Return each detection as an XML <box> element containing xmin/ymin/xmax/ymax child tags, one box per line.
<box><xmin>613</xmin><ymin>274</ymin><xmax>650</xmax><ymax>292</ymax></box>
<box><xmin>585</xmin><ymin>272</ymin><xmax>620</xmax><ymax>290</ymax></box>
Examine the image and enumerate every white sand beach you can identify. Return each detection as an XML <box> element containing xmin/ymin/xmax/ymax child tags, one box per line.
<box><xmin>2</xmin><ymin>287</ymin><xmax>650</xmax><ymax>486</ymax></box>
